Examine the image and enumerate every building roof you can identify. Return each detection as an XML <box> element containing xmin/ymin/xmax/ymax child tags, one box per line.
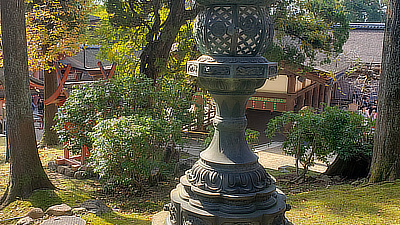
<box><xmin>315</xmin><ymin>25</ymin><xmax>384</xmax><ymax>74</ymax></box>
<box><xmin>60</xmin><ymin>47</ymin><xmax>111</xmax><ymax>71</ymax></box>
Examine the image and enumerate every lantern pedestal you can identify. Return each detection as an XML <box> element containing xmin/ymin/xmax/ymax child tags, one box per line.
<box><xmin>166</xmin><ymin>2</ymin><xmax>288</xmax><ymax>224</ymax></box>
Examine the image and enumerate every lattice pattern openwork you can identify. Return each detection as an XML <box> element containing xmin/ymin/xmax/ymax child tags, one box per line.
<box><xmin>194</xmin><ymin>5</ymin><xmax>272</xmax><ymax>56</ymax></box>
<box><xmin>206</xmin><ymin>6</ymin><xmax>233</xmax><ymax>55</ymax></box>
<box><xmin>236</xmin><ymin>6</ymin><xmax>264</xmax><ymax>55</ymax></box>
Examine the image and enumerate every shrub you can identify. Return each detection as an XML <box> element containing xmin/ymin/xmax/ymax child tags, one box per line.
<box><xmin>89</xmin><ymin>115</ymin><xmax>171</xmax><ymax>187</ymax></box>
<box><xmin>55</xmin><ymin>74</ymin><xmax>194</xmax><ymax>186</ymax></box>
<box><xmin>321</xmin><ymin>106</ymin><xmax>373</xmax><ymax>160</ymax></box>
<box><xmin>266</xmin><ymin>105</ymin><xmax>373</xmax><ymax>181</ymax></box>
<box><xmin>55</xmin><ymin>76</ymin><xmax>154</xmax><ymax>154</ymax></box>
<box><xmin>55</xmin><ymin>75</ymin><xmax>193</xmax><ymax>153</ymax></box>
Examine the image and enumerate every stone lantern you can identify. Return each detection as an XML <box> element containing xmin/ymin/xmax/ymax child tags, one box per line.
<box><xmin>166</xmin><ymin>0</ymin><xmax>288</xmax><ymax>224</ymax></box>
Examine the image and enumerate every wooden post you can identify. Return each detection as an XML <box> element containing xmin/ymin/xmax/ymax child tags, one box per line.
<box><xmin>297</xmin><ymin>94</ymin><xmax>305</xmax><ymax>110</ymax></box>
<box><xmin>287</xmin><ymin>74</ymin><xmax>296</xmax><ymax>93</ymax></box>
<box><xmin>305</xmin><ymin>90</ymin><xmax>313</xmax><ymax>106</ymax></box>
<box><xmin>319</xmin><ymin>84</ymin><xmax>325</xmax><ymax>106</ymax></box>
<box><xmin>64</xmin><ymin>148</ymin><xmax>70</xmax><ymax>159</ymax></box>
<box><xmin>81</xmin><ymin>145</ymin><xmax>86</xmax><ymax>165</ymax></box>
<box><xmin>325</xmin><ymin>85</ymin><xmax>333</xmax><ymax>106</ymax></box>
<box><xmin>286</xmin><ymin>75</ymin><xmax>296</xmax><ymax>111</ymax></box>
<box><xmin>312</xmin><ymin>84</ymin><xmax>320</xmax><ymax>108</ymax></box>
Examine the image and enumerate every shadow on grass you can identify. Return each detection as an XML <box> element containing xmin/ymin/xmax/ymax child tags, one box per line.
<box><xmin>28</xmin><ymin>189</ymin><xmax>64</xmax><ymax>210</ymax></box>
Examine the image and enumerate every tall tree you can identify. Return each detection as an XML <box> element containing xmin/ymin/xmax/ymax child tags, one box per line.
<box><xmin>104</xmin><ymin>0</ymin><xmax>198</xmax><ymax>81</ymax></box>
<box><xmin>26</xmin><ymin>0</ymin><xmax>90</xmax><ymax>146</ymax></box>
<box><xmin>97</xmin><ymin>0</ymin><xmax>348</xmax><ymax>81</ymax></box>
<box><xmin>266</xmin><ymin>0</ymin><xmax>349</xmax><ymax>67</ymax></box>
<box><xmin>369</xmin><ymin>0</ymin><xmax>400</xmax><ymax>182</ymax></box>
<box><xmin>0</xmin><ymin>0</ymin><xmax>55</xmax><ymax>207</ymax></box>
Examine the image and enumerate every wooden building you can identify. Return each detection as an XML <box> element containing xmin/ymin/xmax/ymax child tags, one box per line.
<box><xmin>245</xmin><ymin>23</ymin><xmax>385</xmax><ymax>142</ymax></box>
<box><xmin>330</xmin><ymin>23</ymin><xmax>384</xmax><ymax>107</ymax></box>
<box><xmin>249</xmin><ymin>67</ymin><xmax>332</xmax><ymax>113</ymax></box>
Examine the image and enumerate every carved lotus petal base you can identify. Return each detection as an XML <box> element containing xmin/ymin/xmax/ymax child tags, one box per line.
<box><xmin>165</xmin><ymin>158</ymin><xmax>287</xmax><ymax>225</ymax></box>
<box><xmin>186</xmin><ymin>159</ymin><xmax>275</xmax><ymax>195</ymax></box>
<box><xmin>167</xmin><ymin>183</ymin><xmax>287</xmax><ymax>225</ymax></box>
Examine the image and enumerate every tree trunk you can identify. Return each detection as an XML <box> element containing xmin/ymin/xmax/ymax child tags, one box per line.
<box><xmin>139</xmin><ymin>0</ymin><xmax>187</xmax><ymax>80</ymax></box>
<box><xmin>369</xmin><ymin>0</ymin><xmax>400</xmax><ymax>183</ymax></box>
<box><xmin>325</xmin><ymin>154</ymin><xmax>371</xmax><ymax>179</ymax></box>
<box><xmin>40</xmin><ymin>69</ymin><xmax>59</xmax><ymax>147</ymax></box>
<box><xmin>0</xmin><ymin>0</ymin><xmax>55</xmax><ymax>208</ymax></box>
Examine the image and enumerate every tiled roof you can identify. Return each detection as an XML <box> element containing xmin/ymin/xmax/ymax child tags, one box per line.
<box><xmin>315</xmin><ymin>28</ymin><xmax>384</xmax><ymax>73</ymax></box>
<box><xmin>60</xmin><ymin>47</ymin><xmax>111</xmax><ymax>70</ymax></box>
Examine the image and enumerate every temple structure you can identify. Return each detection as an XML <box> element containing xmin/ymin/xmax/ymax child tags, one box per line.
<box><xmin>244</xmin><ymin>23</ymin><xmax>385</xmax><ymax>141</ymax></box>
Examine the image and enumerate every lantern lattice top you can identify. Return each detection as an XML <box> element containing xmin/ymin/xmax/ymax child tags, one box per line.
<box><xmin>194</xmin><ymin>5</ymin><xmax>273</xmax><ymax>57</ymax></box>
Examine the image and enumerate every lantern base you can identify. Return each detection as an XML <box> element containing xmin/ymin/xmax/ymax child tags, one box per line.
<box><xmin>165</xmin><ymin>159</ymin><xmax>288</xmax><ymax>225</ymax></box>
<box><xmin>166</xmin><ymin>181</ymin><xmax>287</xmax><ymax>225</ymax></box>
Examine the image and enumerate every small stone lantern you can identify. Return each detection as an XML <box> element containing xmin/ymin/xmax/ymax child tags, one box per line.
<box><xmin>166</xmin><ymin>0</ymin><xmax>288</xmax><ymax>224</ymax></box>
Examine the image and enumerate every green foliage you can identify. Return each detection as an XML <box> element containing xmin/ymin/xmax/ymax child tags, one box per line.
<box><xmin>88</xmin><ymin>5</ymin><xmax>144</xmax><ymax>77</ymax></box>
<box><xmin>55</xmin><ymin>75</ymin><xmax>194</xmax><ymax>186</ymax></box>
<box><xmin>204</xmin><ymin>125</ymin><xmax>260</xmax><ymax>151</ymax></box>
<box><xmin>90</xmin><ymin>0</ymin><xmax>349</xmax><ymax>80</ymax></box>
<box><xmin>266</xmin><ymin>0</ymin><xmax>349</xmax><ymax>66</ymax></box>
<box><xmin>245</xmin><ymin>129</ymin><xmax>261</xmax><ymax>150</ymax></box>
<box><xmin>266</xmin><ymin>105</ymin><xmax>373</xmax><ymax>178</ymax></box>
<box><xmin>88</xmin><ymin>4</ymin><xmax>199</xmax><ymax>80</ymax></box>
<box><xmin>342</xmin><ymin>0</ymin><xmax>385</xmax><ymax>22</ymax></box>
<box><xmin>26</xmin><ymin>0</ymin><xmax>91</xmax><ymax>70</ymax></box>
<box><xmin>87</xmin><ymin>0</ymin><xmax>198</xmax><ymax>80</ymax></box>
<box><xmin>165</xmin><ymin>20</ymin><xmax>201</xmax><ymax>80</ymax></box>
<box><xmin>321</xmin><ymin>105</ymin><xmax>373</xmax><ymax>160</ymax></box>
<box><xmin>89</xmin><ymin>116</ymin><xmax>170</xmax><ymax>186</ymax></box>
<box><xmin>266</xmin><ymin>108</ymin><xmax>327</xmax><ymax>178</ymax></box>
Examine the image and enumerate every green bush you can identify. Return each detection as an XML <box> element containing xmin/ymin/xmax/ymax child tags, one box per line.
<box><xmin>266</xmin><ymin>105</ymin><xmax>373</xmax><ymax>180</ymax></box>
<box><xmin>90</xmin><ymin>115</ymin><xmax>170</xmax><ymax>187</ymax></box>
<box><xmin>55</xmin><ymin>74</ymin><xmax>194</xmax><ymax>186</ymax></box>
<box><xmin>321</xmin><ymin>106</ymin><xmax>373</xmax><ymax>161</ymax></box>
<box><xmin>55</xmin><ymin>76</ymin><xmax>154</xmax><ymax>154</ymax></box>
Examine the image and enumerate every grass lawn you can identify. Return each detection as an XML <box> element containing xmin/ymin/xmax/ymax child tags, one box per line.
<box><xmin>0</xmin><ymin>136</ymin><xmax>399</xmax><ymax>224</ymax></box>
<box><xmin>0</xmin><ymin>138</ymin><xmax>152</xmax><ymax>225</ymax></box>
<box><xmin>286</xmin><ymin>183</ymin><xmax>400</xmax><ymax>224</ymax></box>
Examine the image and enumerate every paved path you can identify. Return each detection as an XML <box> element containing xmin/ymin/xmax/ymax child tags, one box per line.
<box><xmin>180</xmin><ymin>140</ymin><xmax>328</xmax><ymax>173</ymax></box>
<box><xmin>32</xmin><ymin>129</ymin><xmax>330</xmax><ymax>174</ymax></box>
<box><xmin>255</xmin><ymin>143</ymin><xmax>328</xmax><ymax>173</ymax></box>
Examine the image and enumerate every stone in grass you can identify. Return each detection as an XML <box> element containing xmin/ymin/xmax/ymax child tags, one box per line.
<box><xmin>16</xmin><ymin>216</ymin><xmax>34</xmax><ymax>225</ymax></box>
<box><xmin>26</xmin><ymin>207</ymin><xmax>44</xmax><ymax>219</ymax></box>
<box><xmin>40</xmin><ymin>216</ymin><xmax>85</xmax><ymax>225</ymax></box>
<box><xmin>75</xmin><ymin>199</ymin><xmax>111</xmax><ymax>215</ymax></box>
<box><xmin>174</xmin><ymin>157</ymin><xmax>197</xmax><ymax>177</ymax></box>
<box><xmin>72</xmin><ymin>207</ymin><xmax>87</xmax><ymax>214</ymax></box>
<box><xmin>45</xmin><ymin>203</ymin><xmax>72</xmax><ymax>216</ymax></box>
